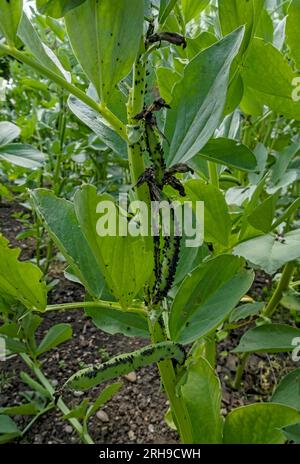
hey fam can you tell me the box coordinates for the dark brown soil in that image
[0,201,298,444]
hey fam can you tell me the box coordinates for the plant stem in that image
[45,300,147,317]
[204,335,216,368]
[126,39,150,207]
[0,43,127,142]
[149,320,194,444]
[263,262,295,318]
[271,198,300,230]
[208,161,219,188]
[21,354,94,444]
[232,352,249,390]
[21,404,54,437]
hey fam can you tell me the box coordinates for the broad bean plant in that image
[1,0,300,444]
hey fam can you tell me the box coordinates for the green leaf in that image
[20,371,51,398]
[191,138,258,172]
[0,0,23,46]
[223,403,300,444]
[247,194,278,233]
[281,288,300,312]
[233,229,300,274]
[64,399,90,420]
[74,185,153,309]
[0,322,19,338]
[282,422,300,443]
[18,13,70,81]
[68,95,126,156]
[0,121,20,146]
[181,0,209,24]
[218,0,264,113]
[65,0,144,102]
[233,324,300,353]
[242,39,300,120]
[169,255,254,344]
[0,403,39,416]
[87,382,123,418]
[31,189,105,299]
[0,415,21,443]
[286,0,300,69]
[164,27,244,166]
[249,143,268,184]
[271,143,300,185]
[185,32,218,60]
[0,236,47,311]
[219,0,264,53]
[86,306,149,339]
[156,67,181,104]
[181,357,223,443]
[229,302,264,323]
[159,0,178,24]
[37,0,87,18]
[2,337,27,354]
[36,323,72,356]
[272,368,300,411]
[0,144,44,169]
[185,180,231,247]
[174,244,210,287]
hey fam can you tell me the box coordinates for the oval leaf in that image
[223,403,300,444]
[169,255,254,344]
[31,189,105,299]
[165,27,244,166]
[191,138,258,172]
[181,357,223,444]
[36,323,72,356]
[233,324,300,353]
[272,368,300,411]
[65,0,144,102]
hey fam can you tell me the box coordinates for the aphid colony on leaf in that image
[65,342,186,391]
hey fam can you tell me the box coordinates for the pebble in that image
[124,371,137,382]
[128,430,136,441]
[148,424,155,433]
[73,390,84,397]
[64,425,73,434]
[96,410,109,422]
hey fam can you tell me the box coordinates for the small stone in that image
[73,390,84,397]
[124,371,137,382]
[96,410,109,422]
[128,430,136,441]
[64,425,73,434]
[148,424,155,433]
[51,379,58,387]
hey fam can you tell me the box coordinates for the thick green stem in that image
[0,43,127,142]
[126,38,193,443]
[208,162,219,188]
[126,39,150,206]
[21,354,94,444]
[263,262,295,318]
[149,320,194,444]
[233,352,249,390]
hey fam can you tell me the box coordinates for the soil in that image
[0,201,299,444]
